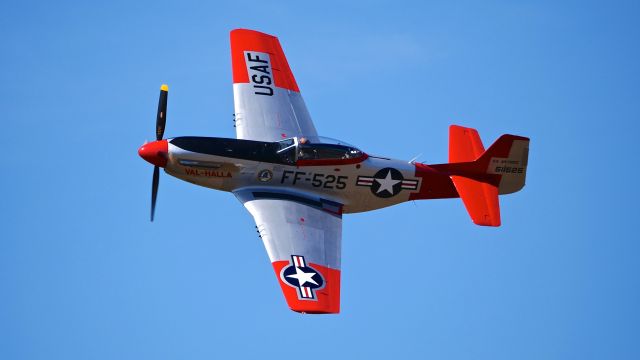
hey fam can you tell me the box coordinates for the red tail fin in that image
[449,125,485,163]
[451,175,501,226]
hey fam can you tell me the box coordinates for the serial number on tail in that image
[495,166,524,174]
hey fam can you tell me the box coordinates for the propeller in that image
[156,84,168,140]
[150,84,168,221]
[151,165,160,221]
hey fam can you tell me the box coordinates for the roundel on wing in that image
[282,264,325,289]
[280,255,326,300]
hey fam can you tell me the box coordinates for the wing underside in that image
[234,189,342,314]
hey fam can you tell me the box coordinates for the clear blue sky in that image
[2,0,639,359]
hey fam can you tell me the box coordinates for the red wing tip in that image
[286,299,340,314]
[291,307,340,314]
[286,301,340,314]
[473,219,501,227]
[450,124,475,131]
[230,28,276,38]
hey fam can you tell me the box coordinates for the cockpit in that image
[276,136,365,165]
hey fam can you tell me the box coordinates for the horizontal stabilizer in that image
[450,175,500,226]
[449,125,485,163]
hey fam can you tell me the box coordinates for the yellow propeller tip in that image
[160,84,169,91]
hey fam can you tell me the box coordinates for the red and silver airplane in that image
[138,29,530,314]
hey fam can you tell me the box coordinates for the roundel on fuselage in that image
[370,168,404,198]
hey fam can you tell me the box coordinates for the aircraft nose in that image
[138,140,169,167]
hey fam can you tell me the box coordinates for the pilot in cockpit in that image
[298,137,316,160]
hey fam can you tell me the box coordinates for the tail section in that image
[440,125,530,226]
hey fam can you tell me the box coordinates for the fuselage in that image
[146,136,460,213]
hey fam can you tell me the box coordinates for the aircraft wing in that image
[230,29,318,142]
[234,189,342,314]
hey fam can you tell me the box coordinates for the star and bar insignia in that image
[356,167,419,198]
[280,255,325,300]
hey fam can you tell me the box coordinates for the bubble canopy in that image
[276,136,365,163]
[305,136,358,148]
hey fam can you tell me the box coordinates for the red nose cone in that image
[138,140,169,167]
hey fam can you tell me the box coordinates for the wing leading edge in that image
[234,189,341,314]
[230,29,318,142]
